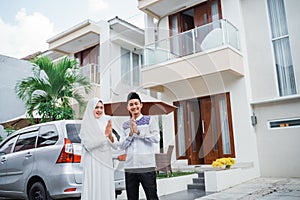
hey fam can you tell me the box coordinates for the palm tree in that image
[15,56,91,122]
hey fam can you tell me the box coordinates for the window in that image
[267,0,297,96]
[269,118,300,129]
[14,130,38,152]
[121,48,131,85]
[121,48,141,86]
[66,124,81,143]
[175,103,186,157]
[0,136,18,155]
[132,53,140,86]
[37,125,59,148]
[219,95,231,154]
[74,45,99,66]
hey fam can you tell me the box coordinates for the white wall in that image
[154,72,260,173]
[98,20,111,100]
[222,0,243,30]
[241,0,300,100]
[254,98,300,177]
[0,55,33,123]
[142,0,261,176]
[241,0,300,177]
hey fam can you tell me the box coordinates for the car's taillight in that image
[64,188,77,192]
[57,138,81,163]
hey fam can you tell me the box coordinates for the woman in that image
[80,98,116,200]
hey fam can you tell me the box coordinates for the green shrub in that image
[156,171,195,179]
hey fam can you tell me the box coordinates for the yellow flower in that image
[211,157,235,169]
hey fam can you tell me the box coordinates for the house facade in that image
[137,0,300,178]
[42,0,300,178]
[44,17,145,120]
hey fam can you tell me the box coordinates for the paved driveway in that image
[196,177,300,200]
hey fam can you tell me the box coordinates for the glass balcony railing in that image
[79,63,100,84]
[143,19,240,67]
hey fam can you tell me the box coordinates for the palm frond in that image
[16,56,91,121]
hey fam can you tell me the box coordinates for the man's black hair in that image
[127,92,141,103]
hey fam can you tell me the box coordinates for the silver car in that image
[0,120,125,199]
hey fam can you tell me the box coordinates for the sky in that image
[0,0,144,59]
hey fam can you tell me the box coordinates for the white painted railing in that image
[79,63,100,84]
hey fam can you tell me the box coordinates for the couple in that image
[80,92,160,200]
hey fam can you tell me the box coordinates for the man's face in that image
[127,99,143,117]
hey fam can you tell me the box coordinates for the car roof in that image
[1,120,82,145]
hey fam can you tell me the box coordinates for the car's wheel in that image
[28,182,47,200]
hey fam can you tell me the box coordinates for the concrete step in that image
[187,172,205,191]
[187,183,205,190]
[193,177,204,184]
[197,172,204,178]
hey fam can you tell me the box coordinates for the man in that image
[118,92,160,200]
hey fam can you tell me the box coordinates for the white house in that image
[43,1,300,180]
[137,0,300,179]
[1,0,298,196]
[44,17,145,130]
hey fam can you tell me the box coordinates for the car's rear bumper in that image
[44,164,82,198]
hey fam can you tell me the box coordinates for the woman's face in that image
[93,101,104,118]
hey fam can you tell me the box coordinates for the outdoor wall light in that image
[251,113,257,126]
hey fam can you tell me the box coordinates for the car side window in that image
[66,124,81,143]
[37,125,59,148]
[0,135,18,155]
[13,130,38,152]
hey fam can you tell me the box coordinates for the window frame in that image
[36,124,59,148]
[266,0,297,96]
[268,117,300,129]
[13,130,39,153]
[120,47,142,86]
[0,135,18,155]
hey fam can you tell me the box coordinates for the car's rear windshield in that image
[66,124,81,143]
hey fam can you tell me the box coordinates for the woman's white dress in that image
[80,98,116,200]
[81,140,115,200]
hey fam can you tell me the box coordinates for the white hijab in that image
[80,98,110,148]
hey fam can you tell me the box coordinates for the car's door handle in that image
[25,152,32,159]
[0,157,6,164]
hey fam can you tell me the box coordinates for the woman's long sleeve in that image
[82,136,110,152]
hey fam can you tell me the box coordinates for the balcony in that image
[141,19,244,89]
[79,63,100,85]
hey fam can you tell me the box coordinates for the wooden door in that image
[169,14,180,56]
[194,1,211,27]
[194,0,222,52]
[200,97,221,164]
[174,93,235,165]
[180,11,195,56]
[194,1,211,52]
[186,100,201,165]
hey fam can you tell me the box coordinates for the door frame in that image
[174,93,235,165]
